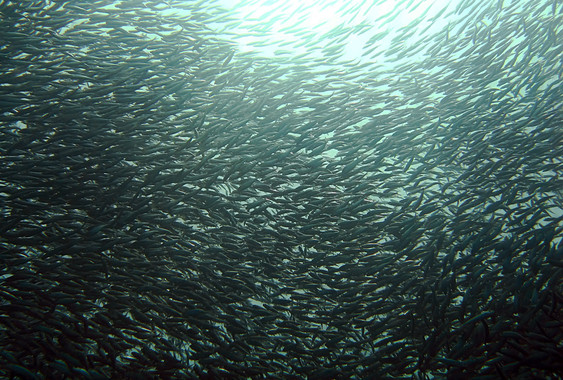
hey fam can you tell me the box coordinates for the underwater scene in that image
[0,0,562,378]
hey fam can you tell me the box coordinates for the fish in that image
[0,0,561,378]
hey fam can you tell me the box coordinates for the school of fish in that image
[1,0,562,378]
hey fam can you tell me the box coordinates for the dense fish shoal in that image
[0,0,562,378]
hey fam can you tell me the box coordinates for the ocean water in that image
[0,0,561,378]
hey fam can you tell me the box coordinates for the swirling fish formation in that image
[1,0,561,378]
